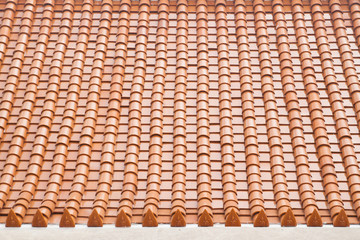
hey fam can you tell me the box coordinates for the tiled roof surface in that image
[0,0,360,227]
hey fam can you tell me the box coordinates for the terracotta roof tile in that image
[1,0,360,227]
[88,0,129,216]
[234,0,266,223]
[116,0,150,227]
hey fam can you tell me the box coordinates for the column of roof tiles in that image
[0,0,34,142]
[214,0,240,227]
[115,0,150,227]
[141,0,169,228]
[59,0,112,228]
[271,0,320,227]
[349,0,360,49]
[3,0,54,227]
[252,0,292,225]
[170,0,188,228]
[0,0,17,77]
[195,0,213,227]
[328,0,360,222]
[87,0,131,228]
[25,0,80,227]
[291,0,345,226]
[0,0,35,209]
[234,0,268,227]
[310,0,354,226]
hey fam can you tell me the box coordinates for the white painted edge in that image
[0,224,360,240]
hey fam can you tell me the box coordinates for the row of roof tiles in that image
[0,0,360,227]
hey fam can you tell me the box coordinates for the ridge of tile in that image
[0,0,18,77]
[292,0,344,222]
[310,0,353,224]
[116,0,150,226]
[272,0,318,223]
[89,0,131,225]
[329,0,360,220]
[142,0,169,226]
[60,0,112,227]
[196,0,213,227]
[0,0,36,209]
[28,0,85,226]
[170,0,188,227]
[215,0,240,226]
[252,0,291,220]
[4,1,55,226]
[234,0,266,222]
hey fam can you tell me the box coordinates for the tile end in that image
[5,209,21,227]
[87,209,103,227]
[253,209,269,227]
[307,209,323,227]
[170,209,186,227]
[115,210,131,227]
[225,209,241,227]
[142,209,158,227]
[32,210,48,227]
[333,209,350,227]
[59,208,75,227]
[281,208,297,227]
[198,209,213,227]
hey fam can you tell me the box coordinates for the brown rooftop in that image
[0,0,360,227]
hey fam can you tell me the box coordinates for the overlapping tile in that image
[0,0,360,227]
[88,0,130,228]
[0,0,17,77]
[24,0,76,227]
[215,0,240,227]
[115,0,150,227]
[234,0,268,226]
[4,0,54,227]
[170,0,188,228]
[272,0,318,226]
[253,0,294,225]
[0,0,36,211]
[196,0,213,227]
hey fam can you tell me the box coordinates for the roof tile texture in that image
[1,0,360,227]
